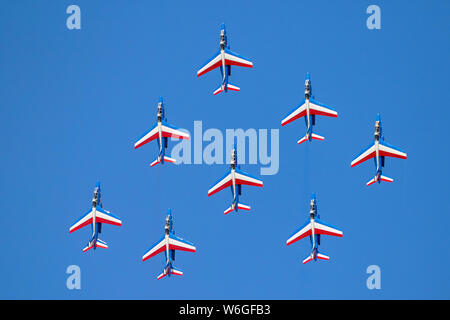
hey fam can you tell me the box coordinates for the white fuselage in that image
[230,167,237,208]
[375,139,380,173]
[304,80,311,136]
[220,49,226,86]
[157,120,163,157]
[91,207,97,239]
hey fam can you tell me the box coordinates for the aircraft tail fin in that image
[150,155,176,167]
[82,239,108,252]
[224,202,251,215]
[297,133,325,145]
[366,175,394,186]
[213,83,240,95]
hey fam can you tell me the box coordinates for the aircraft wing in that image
[286,219,312,246]
[95,207,122,226]
[308,98,338,117]
[234,168,264,187]
[313,218,343,237]
[168,233,196,252]
[378,140,407,159]
[142,235,166,262]
[197,50,222,77]
[197,49,253,77]
[134,122,158,149]
[208,170,232,196]
[69,208,94,233]
[160,121,190,140]
[281,100,306,126]
[351,143,376,167]
[223,48,253,68]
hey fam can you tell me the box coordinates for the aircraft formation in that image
[69,24,408,279]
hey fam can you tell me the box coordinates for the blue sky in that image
[0,0,449,299]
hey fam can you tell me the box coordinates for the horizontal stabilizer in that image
[214,83,240,95]
[297,133,324,145]
[297,136,308,145]
[366,177,377,186]
[367,175,394,186]
[380,175,394,183]
[316,252,330,261]
[83,239,108,252]
[157,272,168,280]
[224,203,251,215]
[150,155,176,167]
[311,133,325,141]
[302,254,314,264]
[302,252,329,264]
[157,266,183,280]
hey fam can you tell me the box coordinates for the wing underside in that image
[69,209,94,233]
[95,207,122,226]
[351,143,376,167]
[234,169,264,187]
[134,123,158,149]
[208,171,232,196]
[308,99,338,117]
[142,236,166,261]
[197,49,253,77]
[168,233,196,252]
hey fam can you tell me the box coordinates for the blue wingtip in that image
[306,72,310,80]
[96,181,100,188]
[376,113,381,121]
[158,96,163,103]
[311,193,316,200]
[221,23,226,31]
[167,208,172,216]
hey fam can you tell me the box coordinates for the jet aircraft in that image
[286,194,343,264]
[281,73,338,145]
[134,97,190,167]
[197,23,253,95]
[208,146,263,214]
[69,182,122,252]
[142,209,196,280]
[351,114,407,186]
